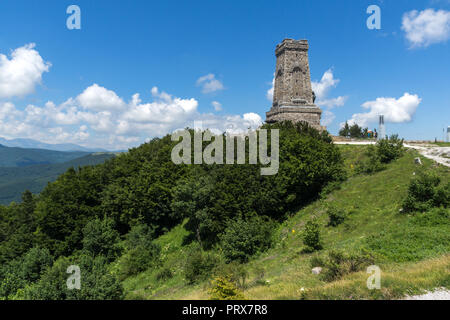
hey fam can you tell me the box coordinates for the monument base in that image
[266,105,326,131]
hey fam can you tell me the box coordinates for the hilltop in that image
[122,145,450,300]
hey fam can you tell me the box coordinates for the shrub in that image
[327,206,347,227]
[155,266,173,282]
[21,247,53,283]
[125,223,155,249]
[402,172,441,213]
[0,260,26,299]
[213,261,249,289]
[356,145,386,174]
[376,135,404,164]
[208,276,245,300]
[434,182,450,208]
[220,217,274,263]
[119,243,161,279]
[82,217,121,262]
[118,223,161,279]
[320,250,375,282]
[309,254,325,268]
[302,220,322,252]
[24,255,123,300]
[183,248,218,284]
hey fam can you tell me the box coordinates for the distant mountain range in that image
[0,137,108,152]
[0,153,116,205]
[0,144,92,167]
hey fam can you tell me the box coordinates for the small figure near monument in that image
[266,39,325,131]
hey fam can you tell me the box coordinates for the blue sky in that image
[0,0,449,149]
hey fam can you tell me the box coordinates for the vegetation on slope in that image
[122,145,450,300]
[0,153,115,205]
[0,123,448,300]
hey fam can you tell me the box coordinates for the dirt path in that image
[404,143,450,168]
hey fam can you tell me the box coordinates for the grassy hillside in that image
[0,153,116,204]
[0,144,89,167]
[122,145,450,300]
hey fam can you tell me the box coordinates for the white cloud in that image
[266,77,274,102]
[192,112,263,135]
[196,74,224,93]
[311,69,348,127]
[311,69,339,100]
[0,84,262,150]
[311,69,348,109]
[0,43,51,98]
[77,83,126,111]
[402,9,450,47]
[317,96,347,108]
[348,93,421,127]
[211,101,222,111]
[321,110,336,127]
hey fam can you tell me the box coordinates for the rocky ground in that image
[405,288,450,300]
[404,143,450,168]
[333,140,450,168]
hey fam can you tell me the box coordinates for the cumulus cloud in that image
[0,43,51,98]
[321,110,336,127]
[311,69,348,108]
[0,84,263,150]
[77,84,126,111]
[348,93,421,128]
[402,9,450,47]
[311,69,348,127]
[211,101,222,111]
[196,74,224,93]
[266,77,275,102]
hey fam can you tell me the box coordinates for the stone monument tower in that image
[266,39,325,130]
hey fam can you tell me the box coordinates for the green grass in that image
[432,142,450,147]
[122,146,450,300]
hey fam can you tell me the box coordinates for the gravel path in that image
[404,288,450,300]
[404,144,450,168]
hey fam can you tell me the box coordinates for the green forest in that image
[0,122,448,300]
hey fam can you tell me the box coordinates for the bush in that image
[82,217,121,262]
[125,223,155,249]
[24,255,123,300]
[376,135,404,164]
[183,248,218,284]
[0,259,26,299]
[327,206,347,227]
[309,254,325,268]
[21,247,53,283]
[220,217,274,263]
[155,266,173,282]
[402,172,441,213]
[213,261,249,289]
[320,250,375,282]
[302,220,322,252]
[208,276,245,300]
[434,182,450,208]
[356,145,386,174]
[118,223,161,279]
[119,243,161,279]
